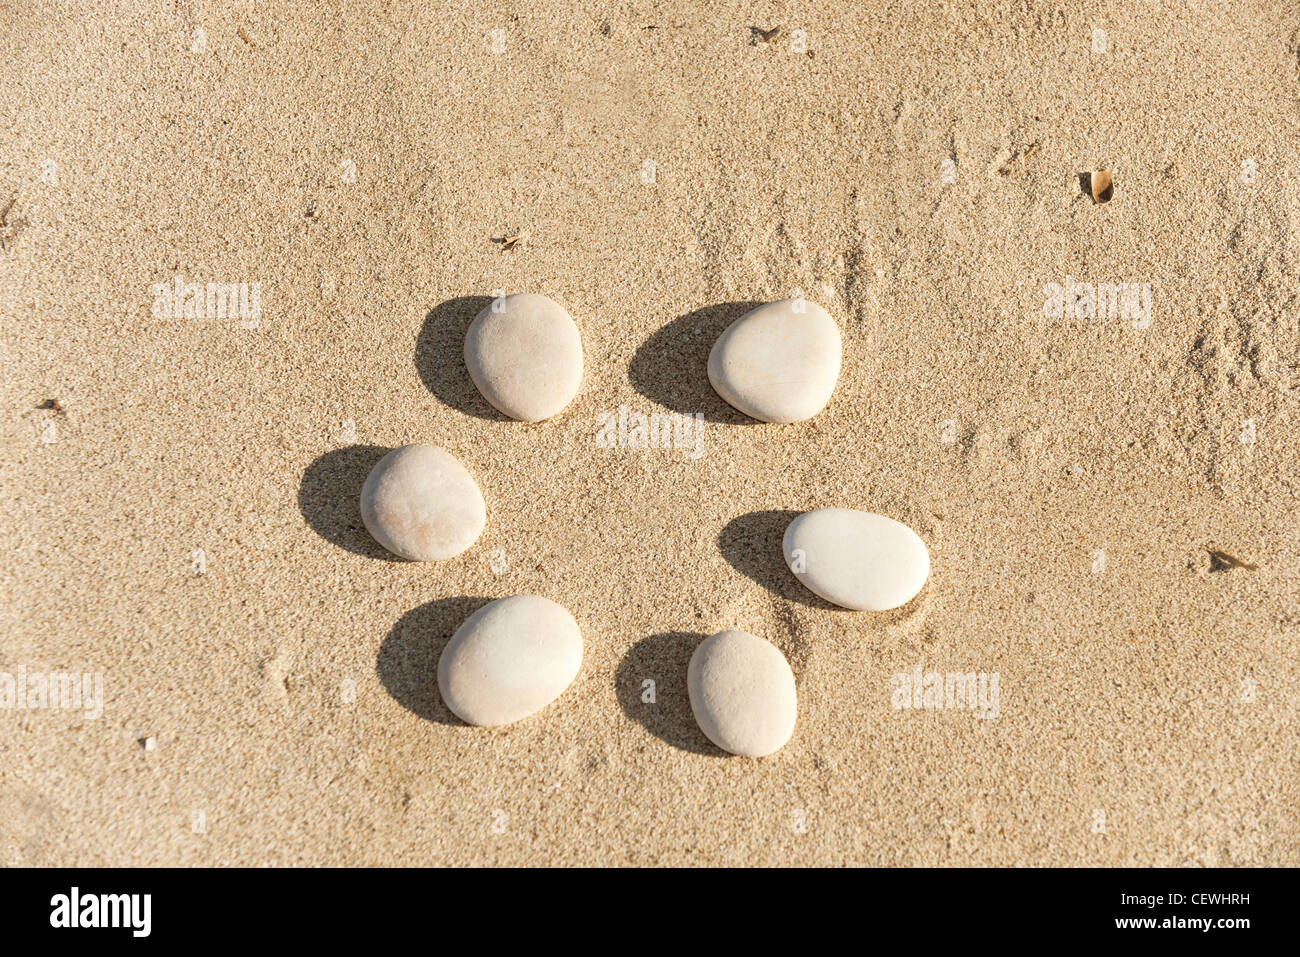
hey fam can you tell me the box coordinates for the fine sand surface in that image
[2,2,1298,866]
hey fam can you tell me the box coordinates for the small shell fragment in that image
[1089,169,1113,203]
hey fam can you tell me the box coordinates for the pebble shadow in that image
[298,445,402,561]
[628,301,762,424]
[414,295,510,421]
[717,509,840,610]
[615,632,726,757]
[378,596,494,724]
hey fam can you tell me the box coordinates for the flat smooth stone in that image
[464,293,583,421]
[359,444,486,561]
[707,299,841,423]
[438,595,583,727]
[783,508,929,611]
[687,629,797,757]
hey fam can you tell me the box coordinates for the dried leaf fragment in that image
[494,229,530,251]
[993,142,1040,176]
[1207,547,1258,572]
[0,196,25,250]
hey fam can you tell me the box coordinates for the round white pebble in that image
[707,299,841,423]
[464,293,583,421]
[783,508,930,611]
[359,444,486,561]
[687,629,797,757]
[438,595,583,727]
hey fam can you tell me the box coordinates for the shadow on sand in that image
[298,444,403,561]
[414,295,510,421]
[614,631,727,756]
[377,596,495,724]
[628,301,762,424]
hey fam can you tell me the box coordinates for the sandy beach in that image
[2,1,1298,865]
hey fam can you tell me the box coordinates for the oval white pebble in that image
[707,299,841,423]
[688,629,797,757]
[359,444,486,561]
[438,595,583,727]
[464,293,583,421]
[783,508,930,611]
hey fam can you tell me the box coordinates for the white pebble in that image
[438,595,583,727]
[783,508,929,611]
[360,444,485,561]
[464,293,583,421]
[688,629,797,757]
[707,299,841,423]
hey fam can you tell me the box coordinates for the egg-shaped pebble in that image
[464,293,583,421]
[707,299,841,423]
[359,444,486,561]
[437,595,583,727]
[782,508,929,611]
[687,629,797,757]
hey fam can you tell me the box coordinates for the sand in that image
[1,1,1298,866]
